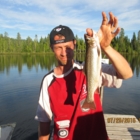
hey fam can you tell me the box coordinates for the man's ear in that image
[74,40,76,45]
[73,40,76,49]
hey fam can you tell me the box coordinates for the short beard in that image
[58,59,73,66]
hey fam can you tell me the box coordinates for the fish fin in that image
[82,100,96,110]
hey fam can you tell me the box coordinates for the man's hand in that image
[85,12,133,79]
[97,12,121,50]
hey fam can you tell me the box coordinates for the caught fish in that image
[82,31,101,109]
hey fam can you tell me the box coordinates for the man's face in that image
[52,41,75,66]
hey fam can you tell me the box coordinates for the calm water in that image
[0,54,140,140]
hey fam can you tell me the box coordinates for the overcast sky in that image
[0,0,140,40]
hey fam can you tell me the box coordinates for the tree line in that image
[0,28,140,54]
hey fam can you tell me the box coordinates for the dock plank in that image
[104,114,140,140]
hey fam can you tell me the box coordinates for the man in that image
[35,12,133,140]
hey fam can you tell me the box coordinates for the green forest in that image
[0,28,140,54]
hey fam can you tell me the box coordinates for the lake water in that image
[0,54,140,140]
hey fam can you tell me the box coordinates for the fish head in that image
[84,34,95,49]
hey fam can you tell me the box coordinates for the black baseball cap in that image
[49,25,75,45]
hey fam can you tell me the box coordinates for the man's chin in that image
[59,62,67,66]
[58,60,72,66]
[57,60,66,65]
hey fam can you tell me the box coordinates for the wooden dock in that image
[104,114,140,140]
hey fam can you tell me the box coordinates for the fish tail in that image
[82,99,96,110]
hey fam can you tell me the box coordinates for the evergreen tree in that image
[46,34,51,52]
[75,35,80,52]
[17,32,22,52]
[124,36,131,53]
[26,36,32,52]
[118,28,126,52]
[34,34,38,52]
[131,32,137,51]
[138,30,140,43]
[137,31,140,53]
[4,32,8,38]
[119,28,125,38]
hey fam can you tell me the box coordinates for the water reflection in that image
[0,53,140,77]
[0,53,140,140]
[0,54,57,75]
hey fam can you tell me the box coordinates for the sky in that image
[0,0,140,40]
